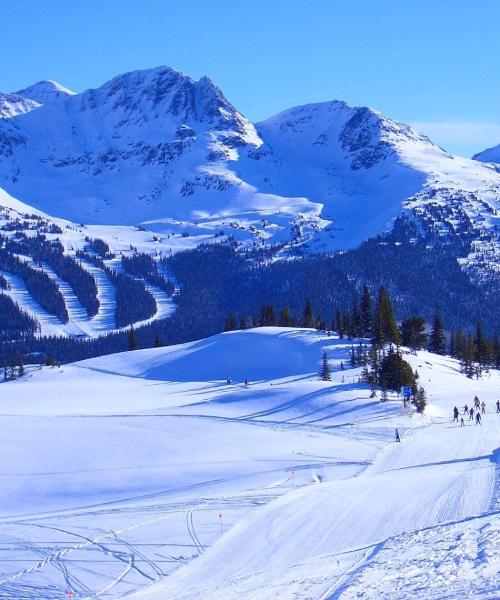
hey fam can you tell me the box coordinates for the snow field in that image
[0,328,498,599]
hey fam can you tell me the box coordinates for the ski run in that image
[0,327,498,599]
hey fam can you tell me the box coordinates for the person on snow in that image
[453,406,459,422]
[395,428,401,442]
[469,407,474,420]
[474,396,480,409]
[496,400,500,413]
[460,417,464,427]
[475,412,482,425]
[463,403,469,414]
[244,378,248,387]
[481,401,486,414]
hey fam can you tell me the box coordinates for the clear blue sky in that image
[1,0,498,156]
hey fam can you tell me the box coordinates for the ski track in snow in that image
[0,253,177,340]
[0,329,498,599]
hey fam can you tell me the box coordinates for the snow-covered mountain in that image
[473,143,500,165]
[15,79,75,105]
[0,66,499,281]
[0,92,41,119]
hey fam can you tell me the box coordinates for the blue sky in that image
[1,0,498,156]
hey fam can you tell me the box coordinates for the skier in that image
[453,406,459,422]
[463,403,469,414]
[475,412,481,425]
[460,417,464,427]
[469,407,474,420]
[226,376,231,385]
[244,378,248,387]
[481,401,486,414]
[496,400,500,413]
[474,396,480,409]
[395,428,401,442]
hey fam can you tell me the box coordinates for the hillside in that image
[0,66,498,279]
[474,143,500,166]
[0,328,498,598]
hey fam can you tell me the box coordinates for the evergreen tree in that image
[319,350,331,381]
[372,286,400,346]
[378,347,415,392]
[279,307,293,327]
[224,313,237,331]
[400,316,428,352]
[360,284,373,336]
[128,326,138,351]
[351,299,362,337]
[413,386,427,413]
[428,309,446,355]
[335,308,345,338]
[153,335,163,348]
[474,319,491,366]
[303,298,314,328]
[17,354,25,377]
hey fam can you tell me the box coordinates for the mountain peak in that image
[15,79,75,104]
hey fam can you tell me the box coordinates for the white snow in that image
[0,328,498,599]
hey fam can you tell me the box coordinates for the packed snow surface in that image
[0,328,498,599]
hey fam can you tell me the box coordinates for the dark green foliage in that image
[224,313,237,331]
[372,286,400,346]
[303,298,314,328]
[78,252,157,328]
[428,309,446,355]
[0,294,38,339]
[319,350,331,381]
[400,316,428,351]
[0,248,68,322]
[128,326,138,351]
[86,237,114,258]
[279,307,294,327]
[122,253,175,295]
[378,347,416,392]
[360,284,373,336]
[413,386,427,413]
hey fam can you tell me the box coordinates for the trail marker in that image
[218,513,223,535]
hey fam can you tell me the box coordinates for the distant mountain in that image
[0,92,40,118]
[0,66,498,285]
[473,143,500,165]
[15,79,75,104]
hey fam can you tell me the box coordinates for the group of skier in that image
[452,395,499,426]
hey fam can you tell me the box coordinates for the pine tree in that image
[319,350,331,381]
[17,354,25,377]
[351,299,362,337]
[279,307,293,327]
[413,386,427,413]
[428,309,446,355]
[303,298,314,328]
[474,319,491,367]
[372,286,400,346]
[400,316,428,352]
[224,313,237,331]
[128,326,138,351]
[378,347,415,392]
[153,336,163,348]
[360,284,373,336]
[335,308,345,338]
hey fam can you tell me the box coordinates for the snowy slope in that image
[15,79,75,104]
[473,143,500,165]
[0,66,498,276]
[0,328,498,599]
